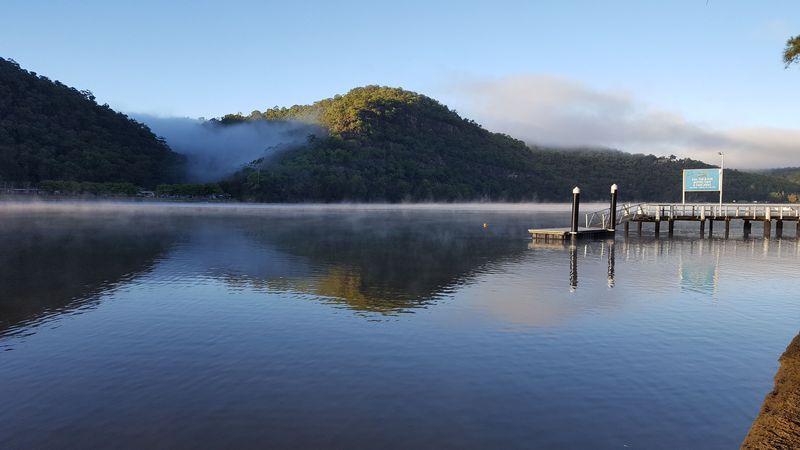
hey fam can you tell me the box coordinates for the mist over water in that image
[134,115,322,182]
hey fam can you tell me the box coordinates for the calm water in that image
[1,203,798,449]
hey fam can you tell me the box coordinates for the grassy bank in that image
[742,333,800,449]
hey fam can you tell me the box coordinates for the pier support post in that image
[744,220,751,238]
[700,220,706,238]
[624,221,629,237]
[654,220,660,237]
[796,221,800,238]
[724,219,730,239]
[776,220,783,238]
[668,219,674,237]
[764,220,771,239]
[637,221,642,236]
[708,219,714,237]
[570,187,580,235]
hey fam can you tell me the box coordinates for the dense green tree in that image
[223,86,800,203]
[38,180,139,196]
[0,57,183,187]
[785,35,800,67]
[156,183,224,197]
[3,55,797,203]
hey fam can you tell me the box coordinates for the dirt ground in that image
[742,333,800,449]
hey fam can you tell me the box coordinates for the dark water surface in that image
[1,203,798,449]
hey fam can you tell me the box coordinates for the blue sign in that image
[684,169,721,192]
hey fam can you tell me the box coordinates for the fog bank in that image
[452,75,800,169]
[134,115,321,182]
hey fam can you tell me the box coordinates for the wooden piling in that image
[708,219,714,237]
[637,221,642,236]
[744,220,751,238]
[764,220,771,239]
[624,221,629,237]
[668,219,674,237]
[724,219,730,239]
[700,219,705,237]
[776,220,783,238]
[654,220,660,237]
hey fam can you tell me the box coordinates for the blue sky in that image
[2,1,799,167]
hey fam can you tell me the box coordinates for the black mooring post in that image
[571,187,580,234]
[609,184,618,231]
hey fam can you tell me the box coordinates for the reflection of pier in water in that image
[529,239,616,291]
[530,236,800,292]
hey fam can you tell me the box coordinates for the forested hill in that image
[761,167,800,184]
[1,64,796,202]
[221,86,800,202]
[0,57,182,187]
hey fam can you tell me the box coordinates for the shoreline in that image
[0,198,603,213]
[742,333,800,449]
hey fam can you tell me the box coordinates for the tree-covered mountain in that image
[761,167,800,184]
[0,57,182,187]
[530,148,800,202]
[221,86,800,202]
[222,86,554,201]
[1,60,797,203]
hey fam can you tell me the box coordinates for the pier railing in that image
[630,203,800,221]
[584,203,645,229]
[586,203,800,229]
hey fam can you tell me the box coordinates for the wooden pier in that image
[615,203,800,239]
[529,185,620,241]
[528,227,614,240]
[529,185,800,241]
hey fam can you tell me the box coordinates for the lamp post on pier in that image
[718,152,724,208]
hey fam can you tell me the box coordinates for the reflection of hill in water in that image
[0,213,177,334]
[0,208,538,325]
[193,213,533,314]
[231,268,437,314]
[4,205,796,332]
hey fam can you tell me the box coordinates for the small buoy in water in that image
[482,223,488,228]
